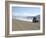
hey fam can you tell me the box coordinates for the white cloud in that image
[12,12,40,16]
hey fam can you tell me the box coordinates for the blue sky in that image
[12,7,40,16]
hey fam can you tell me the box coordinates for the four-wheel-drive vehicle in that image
[33,17,38,23]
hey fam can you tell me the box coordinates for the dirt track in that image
[12,19,40,31]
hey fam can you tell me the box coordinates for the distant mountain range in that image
[12,15,40,22]
[13,15,40,19]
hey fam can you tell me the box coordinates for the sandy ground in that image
[12,19,40,31]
